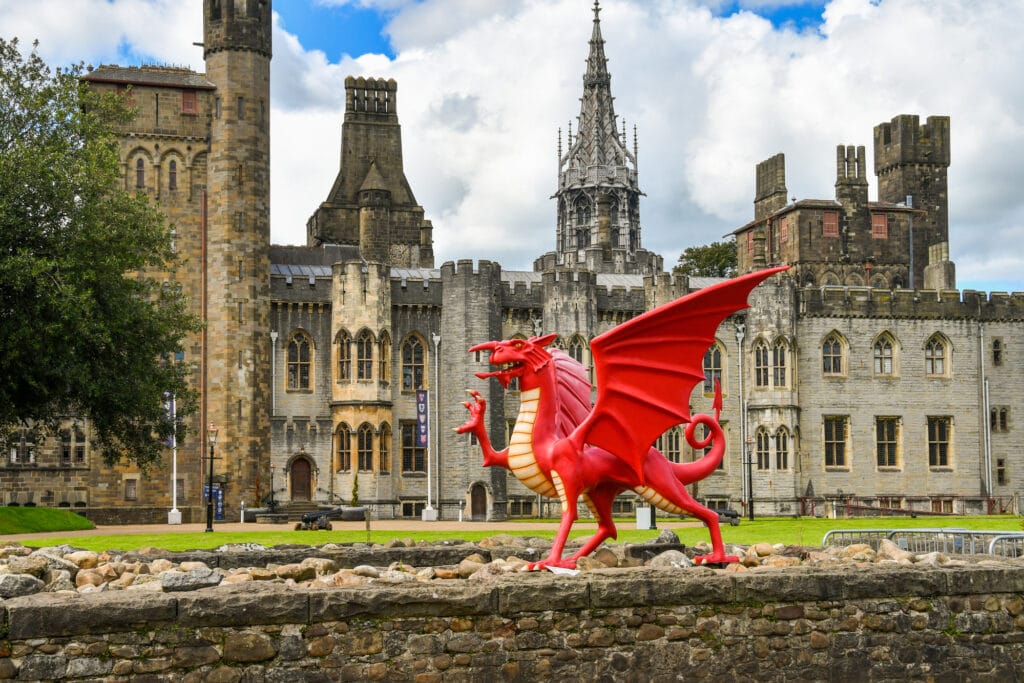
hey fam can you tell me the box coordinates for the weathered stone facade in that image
[2,0,1022,523]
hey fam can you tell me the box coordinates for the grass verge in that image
[0,507,95,535]
[5,514,1019,553]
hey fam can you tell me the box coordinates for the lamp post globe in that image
[205,422,218,532]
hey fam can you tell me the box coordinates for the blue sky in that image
[3,0,1021,293]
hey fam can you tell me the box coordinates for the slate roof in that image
[83,65,216,90]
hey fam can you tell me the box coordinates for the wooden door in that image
[291,458,311,501]
[470,483,487,521]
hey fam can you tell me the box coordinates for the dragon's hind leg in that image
[640,464,738,566]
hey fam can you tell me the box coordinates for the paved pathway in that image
[2,518,702,544]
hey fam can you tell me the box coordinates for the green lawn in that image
[7,514,1020,553]
[0,507,95,535]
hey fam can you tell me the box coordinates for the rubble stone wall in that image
[3,564,1024,681]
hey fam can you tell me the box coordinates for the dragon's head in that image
[468,333,557,389]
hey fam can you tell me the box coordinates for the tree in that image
[674,240,738,278]
[0,39,200,469]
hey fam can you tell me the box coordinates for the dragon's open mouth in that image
[476,362,523,388]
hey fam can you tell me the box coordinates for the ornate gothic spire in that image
[545,0,658,275]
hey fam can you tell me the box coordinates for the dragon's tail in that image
[671,414,726,484]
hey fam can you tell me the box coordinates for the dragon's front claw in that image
[693,552,739,566]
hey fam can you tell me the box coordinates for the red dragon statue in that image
[457,266,788,569]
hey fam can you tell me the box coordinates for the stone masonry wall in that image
[3,565,1024,681]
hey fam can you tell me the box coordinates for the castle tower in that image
[874,115,952,288]
[549,1,657,275]
[307,77,434,268]
[203,0,273,509]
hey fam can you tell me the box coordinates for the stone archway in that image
[470,483,487,521]
[290,457,312,501]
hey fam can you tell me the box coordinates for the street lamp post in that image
[205,422,218,532]
[269,463,276,511]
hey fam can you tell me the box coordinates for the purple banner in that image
[416,390,429,447]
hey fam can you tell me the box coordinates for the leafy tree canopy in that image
[0,38,200,469]
[674,240,738,278]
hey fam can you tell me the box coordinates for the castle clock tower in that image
[202,0,272,510]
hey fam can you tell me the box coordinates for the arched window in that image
[336,330,352,382]
[356,330,374,380]
[925,335,948,376]
[379,423,391,473]
[357,423,374,472]
[873,334,895,376]
[703,343,723,394]
[754,340,770,387]
[335,423,351,472]
[756,428,770,470]
[287,332,312,390]
[135,158,145,188]
[772,338,788,388]
[575,199,591,226]
[822,333,844,375]
[775,427,789,470]
[568,336,585,365]
[401,335,425,391]
[168,160,177,190]
[378,332,391,383]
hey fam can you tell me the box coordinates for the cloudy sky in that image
[3,0,1022,292]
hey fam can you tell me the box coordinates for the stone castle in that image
[3,0,1022,522]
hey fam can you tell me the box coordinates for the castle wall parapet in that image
[4,565,1024,680]
[799,286,1024,320]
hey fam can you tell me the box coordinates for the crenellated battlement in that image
[874,114,951,174]
[799,286,1024,320]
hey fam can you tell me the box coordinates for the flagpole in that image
[168,394,181,524]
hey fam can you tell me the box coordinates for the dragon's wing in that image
[572,266,788,481]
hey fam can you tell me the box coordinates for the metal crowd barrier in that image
[822,528,1024,557]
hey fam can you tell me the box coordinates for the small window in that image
[181,90,198,115]
[168,160,177,191]
[997,459,1007,486]
[335,424,351,472]
[871,213,888,239]
[378,333,391,384]
[400,421,426,472]
[746,231,754,254]
[215,96,221,119]
[287,332,312,390]
[754,340,769,387]
[824,416,848,468]
[875,417,899,468]
[822,211,839,238]
[356,331,374,380]
[779,216,789,243]
[755,428,770,470]
[772,339,788,388]
[568,336,585,365]
[927,416,951,468]
[992,338,1003,366]
[135,158,145,188]
[657,427,682,464]
[822,333,844,375]
[925,336,948,376]
[703,344,723,393]
[775,427,789,470]
[991,407,1010,433]
[337,331,352,381]
[873,335,895,375]
[357,424,374,472]
[237,96,245,120]
[124,478,138,501]
[401,336,425,391]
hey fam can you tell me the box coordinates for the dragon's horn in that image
[468,341,497,353]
